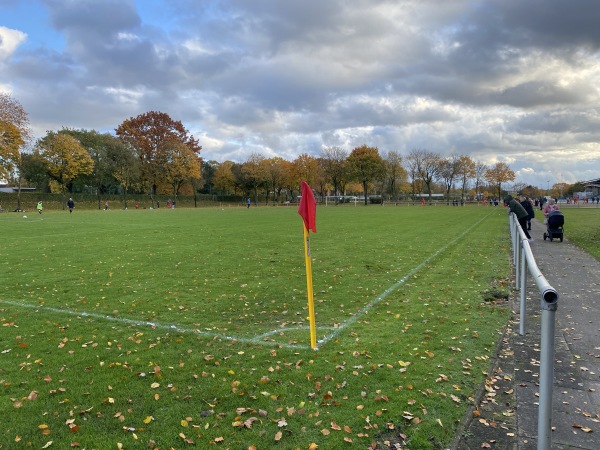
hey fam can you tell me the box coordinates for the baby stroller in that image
[543,210,564,242]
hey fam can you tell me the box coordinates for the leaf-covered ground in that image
[0,205,511,449]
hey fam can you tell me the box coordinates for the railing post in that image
[514,218,521,290]
[519,243,527,335]
[537,291,558,450]
[509,214,559,450]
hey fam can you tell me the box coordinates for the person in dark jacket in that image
[67,198,75,214]
[505,195,533,241]
[520,196,535,230]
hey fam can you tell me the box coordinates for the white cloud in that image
[0,26,27,60]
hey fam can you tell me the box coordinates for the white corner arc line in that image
[0,209,497,351]
[0,300,303,349]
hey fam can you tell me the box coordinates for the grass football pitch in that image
[0,205,511,449]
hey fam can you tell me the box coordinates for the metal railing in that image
[509,213,559,450]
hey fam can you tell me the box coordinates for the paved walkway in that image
[452,217,600,449]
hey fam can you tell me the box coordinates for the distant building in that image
[583,178,600,196]
[0,180,36,194]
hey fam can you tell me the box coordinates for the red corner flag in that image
[298,181,317,233]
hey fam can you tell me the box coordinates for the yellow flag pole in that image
[303,223,317,349]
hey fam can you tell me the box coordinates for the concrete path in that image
[452,217,600,449]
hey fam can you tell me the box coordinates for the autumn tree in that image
[200,160,218,195]
[281,159,298,200]
[383,151,407,200]
[241,153,268,204]
[292,153,320,186]
[438,155,459,204]
[455,155,476,201]
[213,161,237,196]
[104,137,140,208]
[0,121,24,180]
[320,146,348,196]
[0,93,31,210]
[0,120,26,206]
[474,161,488,201]
[116,111,201,207]
[407,149,441,201]
[313,157,330,199]
[346,145,385,205]
[263,157,288,203]
[20,152,49,192]
[565,182,586,197]
[520,185,543,199]
[404,151,420,199]
[0,93,31,142]
[485,162,515,200]
[36,131,94,208]
[160,138,202,201]
[60,129,117,208]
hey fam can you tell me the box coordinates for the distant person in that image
[504,195,533,242]
[520,196,534,230]
[247,198,251,208]
[543,198,559,223]
[67,198,75,214]
[36,201,43,214]
[104,201,109,211]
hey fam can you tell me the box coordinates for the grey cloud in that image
[43,0,141,36]
[493,81,590,109]
[3,0,600,188]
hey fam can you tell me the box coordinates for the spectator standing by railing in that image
[505,195,533,242]
[520,196,535,230]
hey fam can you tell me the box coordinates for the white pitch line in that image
[316,209,497,347]
[1,209,497,351]
[0,299,304,349]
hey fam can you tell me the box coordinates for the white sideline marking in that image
[0,210,496,351]
[317,209,497,347]
[0,300,304,349]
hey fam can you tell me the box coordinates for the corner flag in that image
[297,181,318,349]
[298,181,317,233]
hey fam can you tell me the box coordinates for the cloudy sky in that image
[2,0,600,188]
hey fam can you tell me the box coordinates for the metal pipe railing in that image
[508,212,559,450]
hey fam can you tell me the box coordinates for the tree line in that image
[2,92,522,209]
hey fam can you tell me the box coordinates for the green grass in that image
[542,207,600,260]
[0,205,511,449]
